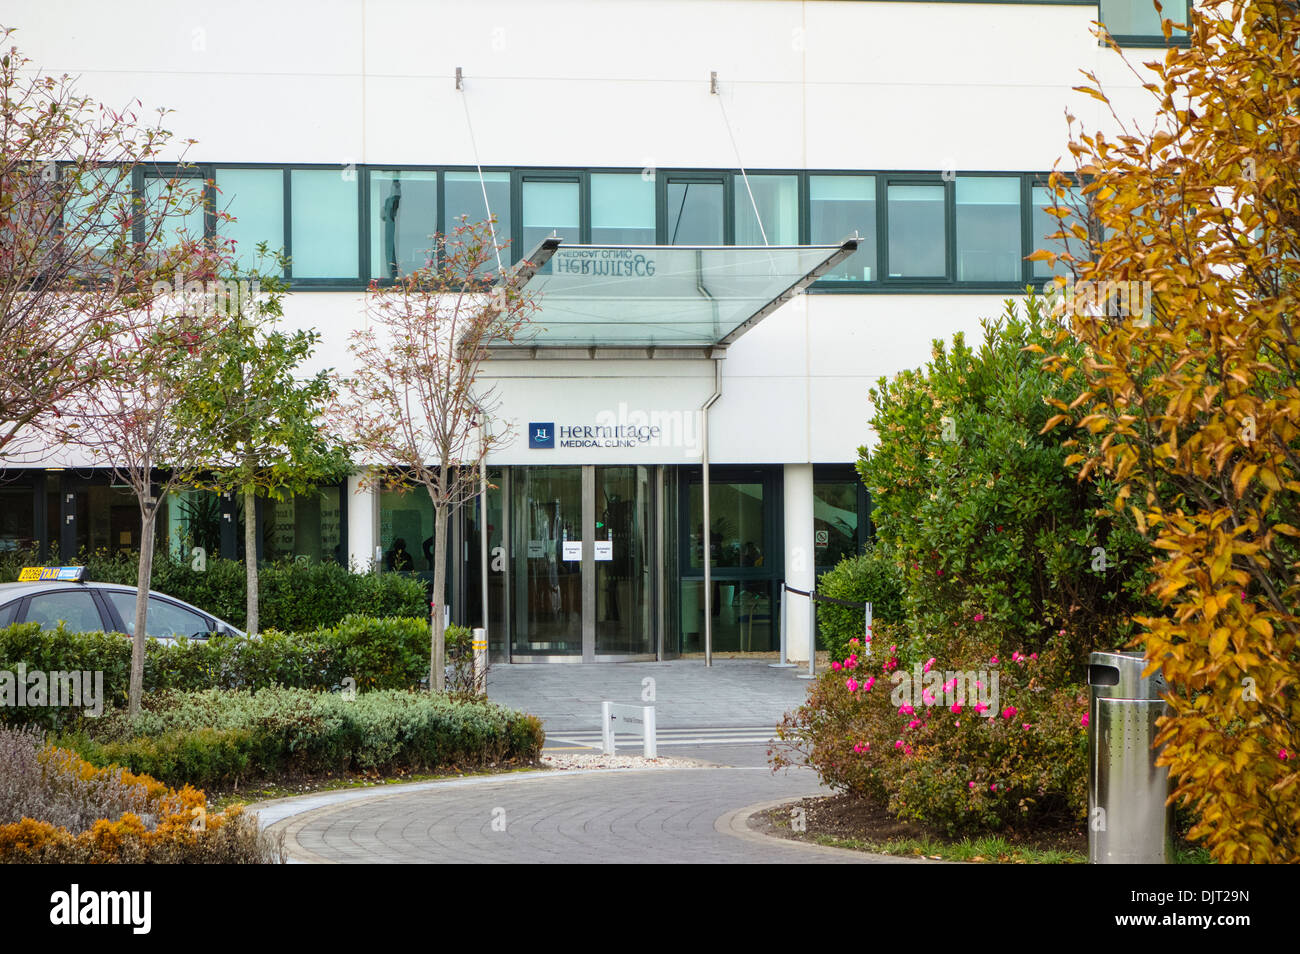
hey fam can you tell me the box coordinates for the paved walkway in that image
[257,765,915,864]
[485,658,813,732]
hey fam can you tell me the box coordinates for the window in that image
[215,168,285,274]
[0,487,36,552]
[370,170,438,279]
[23,590,102,633]
[63,165,134,255]
[734,174,798,245]
[290,169,359,279]
[261,486,343,564]
[1031,184,1089,281]
[444,171,511,265]
[814,468,868,569]
[1099,0,1190,42]
[521,178,580,252]
[887,183,947,279]
[955,177,1021,282]
[106,592,212,640]
[810,175,877,282]
[590,173,654,244]
[666,177,725,245]
[141,173,207,249]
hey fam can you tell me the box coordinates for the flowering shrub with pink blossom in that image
[772,641,1088,835]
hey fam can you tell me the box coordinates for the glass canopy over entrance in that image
[496,240,859,350]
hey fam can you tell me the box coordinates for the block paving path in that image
[258,766,915,864]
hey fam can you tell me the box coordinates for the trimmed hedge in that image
[0,549,429,631]
[62,687,546,790]
[0,617,475,730]
[816,545,904,662]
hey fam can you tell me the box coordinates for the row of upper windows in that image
[128,164,1090,291]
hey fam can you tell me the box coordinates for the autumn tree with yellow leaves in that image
[1038,0,1300,861]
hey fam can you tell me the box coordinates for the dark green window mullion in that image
[579,169,591,245]
[434,167,447,271]
[508,168,522,264]
[944,176,957,286]
[873,173,888,284]
[723,174,735,246]
[357,165,371,283]
[797,170,810,247]
[202,165,218,246]
[130,166,145,246]
[281,168,292,280]
[654,172,667,245]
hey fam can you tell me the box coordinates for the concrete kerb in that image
[716,796,936,864]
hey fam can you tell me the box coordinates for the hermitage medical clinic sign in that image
[550,247,657,277]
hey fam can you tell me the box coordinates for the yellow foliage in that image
[1041,0,1300,862]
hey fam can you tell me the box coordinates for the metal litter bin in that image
[1088,651,1173,863]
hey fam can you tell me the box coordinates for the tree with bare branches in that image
[341,219,537,691]
[0,26,211,462]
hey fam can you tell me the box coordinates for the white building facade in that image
[0,0,1184,662]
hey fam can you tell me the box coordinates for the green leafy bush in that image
[772,641,1088,836]
[64,687,545,789]
[0,616,453,730]
[856,297,1154,667]
[0,549,428,630]
[816,544,904,662]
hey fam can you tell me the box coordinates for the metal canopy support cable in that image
[456,67,505,276]
[713,72,769,248]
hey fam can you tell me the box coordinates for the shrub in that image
[773,640,1087,836]
[857,297,1154,667]
[816,544,904,662]
[0,724,282,863]
[65,687,545,789]
[0,548,428,630]
[0,616,455,731]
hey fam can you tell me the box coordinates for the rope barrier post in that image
[864,601,873,656]
[769,581,796,669]
[798,589,818,680]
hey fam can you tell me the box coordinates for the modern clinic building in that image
[0,0,1183,663]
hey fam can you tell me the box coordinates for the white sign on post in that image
[561,541,582,561]
[601,701,657,758]
[594,540,613,561]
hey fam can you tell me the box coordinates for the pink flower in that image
[1030,653,1038,660]
[943,677,958,693]
[845,678,858,693]
[968,781,977,789]
[1022,723,1031,730]
[922,689,936,705]
[923,657,936,674]
[973,613,985,622]
[864,676,876,692]
[954,720,960,727]
[898,704,915,716]
[1001,707,1017,719]
[849,637,859,646]
[1281,749,1290,761]
[936,569,943,576]
[908,719,922,729]
[1080,714,1090,728]
[989,656,999,664]
[950,703,963,714]
[1058,629,1066,637]
[831,661,842,671]
[894,740,904,750]
[974,703,989,714]
[989,783,997,792]
[903,745,912,755]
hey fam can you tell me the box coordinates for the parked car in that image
[0,573,244,643]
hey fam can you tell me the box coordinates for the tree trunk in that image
[244,487,259,636]
[430,496,449,693]
[129,505,156,718]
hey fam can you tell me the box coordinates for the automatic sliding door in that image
[594,466,653,657]
[510,466,583,657]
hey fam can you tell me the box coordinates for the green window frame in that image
[1098,0,1191,46]
[883,177,951,283]
[287,167,362,282]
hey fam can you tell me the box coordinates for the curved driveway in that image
[257,765,912,864]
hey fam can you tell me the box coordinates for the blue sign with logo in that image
[528,422,555,449]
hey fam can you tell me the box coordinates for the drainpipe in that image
[700,356,722,667]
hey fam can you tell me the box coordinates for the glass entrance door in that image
[510,466,583,657]
[508,465,658,661]
[594,466,653,657]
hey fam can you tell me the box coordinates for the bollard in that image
[471,627,488,695]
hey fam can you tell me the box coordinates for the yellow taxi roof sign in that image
[16,566,87,583]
